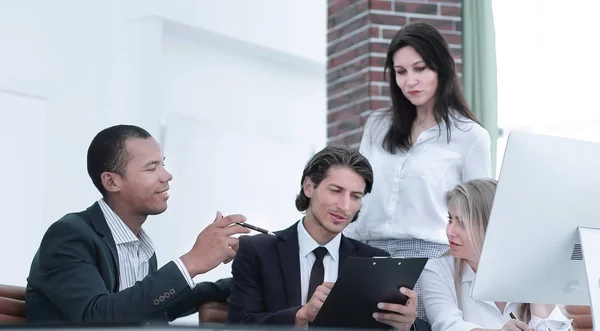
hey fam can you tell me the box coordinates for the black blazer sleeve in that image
[32,219,192,324]
[226,237,300,325]
[166,278,233,320]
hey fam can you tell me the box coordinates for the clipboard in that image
[311,257,428,329]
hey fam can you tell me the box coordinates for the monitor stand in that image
[578,227,600,329]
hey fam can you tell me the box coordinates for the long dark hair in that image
[382,22,479,153]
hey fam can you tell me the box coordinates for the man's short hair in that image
[295,145,373,212]
[87,125,152,197]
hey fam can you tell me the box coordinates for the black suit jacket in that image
[226,222,430,330]
[25,202,228,325]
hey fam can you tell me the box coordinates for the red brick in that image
[380,85,391,97]
[327,58,370,83]
[369,70,387,82]
[369,56,386,68]
[370,41,390,54]
[328,14,370,43]
[371,0,393,11]
[343,132,363,145]
[360,112,372,126]
[370,13,407,26]
[394,2,438,15]
[450,45,462,60]
[328,28,370,55]
[408,17,455,31]
[427,0,461,3]
[370,27,380,38]
[328,101,390,135]
[328,131,364,146]
[328,71,370,95]
[329,115,363,134]
[440,5,461,17]
[328,43,369,69]
[327,124,340,137]
[442,32,461,45]
[329,81,370,101]
[455,63,462,75]
[328,0,369,29]
[370,85,379,96]
[328,51,354,69]
[370,99,391,111]
[381,27,399,39]
[327,99,372,123]
[328,85,371,110]
[328,0,353,16]
[454,21,462,31]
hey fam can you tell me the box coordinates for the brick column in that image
[327,0,463,147]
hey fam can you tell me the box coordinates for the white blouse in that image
[344,110,492,245]
[421,255,572,331]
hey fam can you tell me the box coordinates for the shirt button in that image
[153,299,160,305]
[169,289,175,295]
[159,295,165,302]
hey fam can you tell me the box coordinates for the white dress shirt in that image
[297,219,341,305]
[98,199,195,291]
[421,255,572,331]
[344,110,492,245]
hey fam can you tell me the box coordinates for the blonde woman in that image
[420,179,572,331]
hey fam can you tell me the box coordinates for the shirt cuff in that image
[173,257,196,289]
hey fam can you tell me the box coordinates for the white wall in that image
[0,0,326,325]
[145,18,327,280]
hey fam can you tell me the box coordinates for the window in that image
[492,0,600,177]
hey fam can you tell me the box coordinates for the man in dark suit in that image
[227,146,429,330]
[26,125,250,325]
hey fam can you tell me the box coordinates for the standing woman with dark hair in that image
[344,22,492,319]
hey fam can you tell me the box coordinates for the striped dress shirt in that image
[98,199,195,291]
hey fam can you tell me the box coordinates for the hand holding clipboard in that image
[295,282,334,326]
[372,286,418,330]
[312,257,428,330]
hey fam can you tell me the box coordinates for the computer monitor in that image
[472,131,600,327]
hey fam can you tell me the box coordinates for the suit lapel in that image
[276,223,302,307]
[150,254,158,273]
[88,202,120,291]
[338,234,357,271]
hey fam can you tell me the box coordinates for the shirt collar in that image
[297,218,341,261]
[462,260,488,308]
[98,199,154,255]
[461,259,517,310]
[462,260,476,283]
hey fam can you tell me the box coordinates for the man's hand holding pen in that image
[180,211,250,276]
[234,221,276,236]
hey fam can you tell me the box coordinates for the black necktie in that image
[307,246,328,301]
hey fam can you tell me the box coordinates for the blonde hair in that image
[444,178,532,322]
